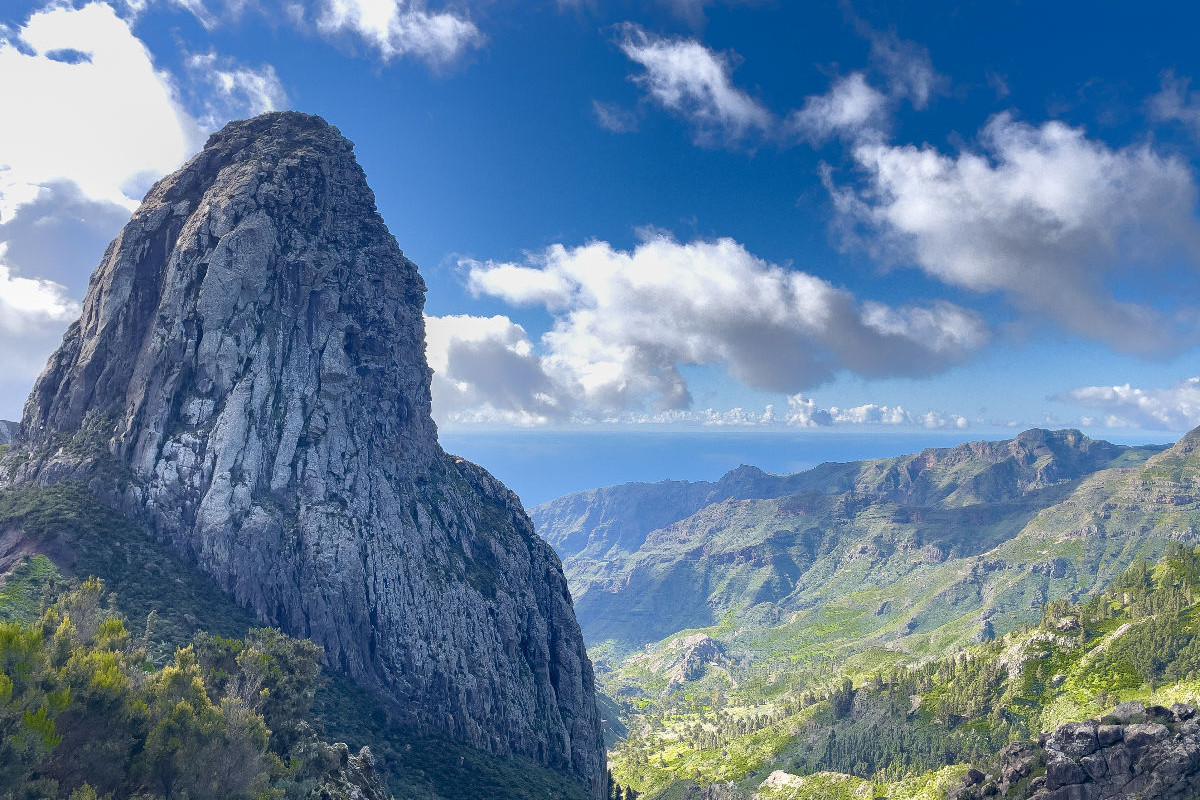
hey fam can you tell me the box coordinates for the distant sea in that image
[439,428,1180,508]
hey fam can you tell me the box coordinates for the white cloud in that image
[784,394,967,429]
[1149,72,1200,140]
[423,304,980,429]
[835,113,1200,355]
[613,24,941,147]
[0,2,200,217]
[592,99,640,133]
[1060,378,1200,431]
[616,24,772,144]
[866,28,942,110]
[425,314,569,427]
[787,72,888,144]
[314,0,483,66]
[0,248,79,337]
[464,232,987,416]
[784,394,833,427]
[185,51,288,128]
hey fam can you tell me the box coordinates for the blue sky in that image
[2,0,1200,456]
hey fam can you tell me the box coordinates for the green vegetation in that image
[0,555,62,625]
[315,672,588,800]
[0,484,257,655]
[0,483,592,800]
[608,543,1200,800]
[0,577,345,799]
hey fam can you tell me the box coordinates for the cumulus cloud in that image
[615,24,772,144]
[1149,72,1200,140]
[1059,378,1200,431]
[462,232,987,417]
[422,319,979,431]
[784,393,967,429]
[0,2,199,217]
[787,72,888,144]
[314,0,483,67]
[834,113,1200,355]
[424,314,569,427]
[185,51,288,129]
[783,394,833,427]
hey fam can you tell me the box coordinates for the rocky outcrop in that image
[290,732,389,800]
[0,420,16,445]
[1,112,603,796]
[950,702,1200,800]
[644,633,730,686]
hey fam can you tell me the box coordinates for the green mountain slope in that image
[0,483,591,800]
[611,543,1200,800]
[534,429,1169,665]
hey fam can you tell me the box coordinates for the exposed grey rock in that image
[290,727,389,800]
[647,632,730,686]
[1047,722,1100,760]
[0,420,16,445]
[1112,701,1148,724]
[1,112,603,796]
[949,704,1200,800]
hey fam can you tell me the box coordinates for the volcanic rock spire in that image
[9,112,605,796]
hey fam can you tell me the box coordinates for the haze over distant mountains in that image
[534,427,1200,671]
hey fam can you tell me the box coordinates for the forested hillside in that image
[530,426,1200,799]
[0,483,592,800]
[606,543,1200,799]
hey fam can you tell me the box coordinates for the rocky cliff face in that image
[950,701,1200,800]
[2,112,604,796]
[0,420,16,445]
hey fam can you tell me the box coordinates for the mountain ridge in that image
[532,428,1174,661]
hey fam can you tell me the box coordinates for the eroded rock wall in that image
[5,112,604,796]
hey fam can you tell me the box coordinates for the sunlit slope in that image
[535,429,1170,660]
[612,544,1200,800]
